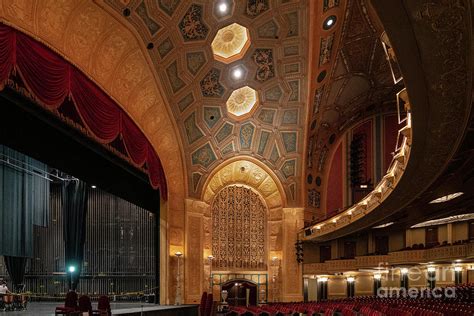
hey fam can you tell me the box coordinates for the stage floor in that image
[0,302,196,315]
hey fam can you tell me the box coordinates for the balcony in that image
[303,243,473,274]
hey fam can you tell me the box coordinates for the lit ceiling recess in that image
[211,23,251,64]
[232,67,243,80]
[217,1,229,14]
[373,222,394,229]
[323,15,337,30]
[229,64,247,82]
[226,86,258,118]
[429,192,464,204]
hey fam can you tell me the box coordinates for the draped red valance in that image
[0,23,167,198]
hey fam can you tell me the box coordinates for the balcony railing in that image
[303,243,472,274]
[301,89,412,240]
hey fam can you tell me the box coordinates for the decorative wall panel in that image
[212,186,266,271]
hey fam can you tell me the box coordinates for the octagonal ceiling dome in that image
[226,86,258,118]
[211,23,251,64]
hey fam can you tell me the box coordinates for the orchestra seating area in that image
[225,284,474,316]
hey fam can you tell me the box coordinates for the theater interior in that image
[0,0,473,315]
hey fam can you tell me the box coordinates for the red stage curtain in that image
[0,26,14,83]
[0,23,167,198]
[16,32,70,108]
[71,73,122,143]
[122,116,149,166]
[147,148,166,196]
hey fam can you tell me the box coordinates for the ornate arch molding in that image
[202,157,287,209]
[0,0,186,208]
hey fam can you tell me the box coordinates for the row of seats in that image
[225,284,473,316]
[55,291,111,315]
[399,239,472,251]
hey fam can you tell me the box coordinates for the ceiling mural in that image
[304,0,400,217]
[104,0,308,204]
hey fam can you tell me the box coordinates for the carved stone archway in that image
[184,158,303,304]
[202,157,287,210]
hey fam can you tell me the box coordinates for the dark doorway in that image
[425,227,438,247]
[221,279,258,307]
[320,245,331,262]
[344,241,356,259]
[374,236,389,255]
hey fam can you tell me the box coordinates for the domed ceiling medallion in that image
[226,86,258,118]
[211,23,251,64]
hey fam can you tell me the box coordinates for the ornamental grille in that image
[212,185,266,271]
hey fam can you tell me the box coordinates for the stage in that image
[0,302,199,316]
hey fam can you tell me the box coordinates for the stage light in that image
[68,266,76,273]
[91,185,97,189]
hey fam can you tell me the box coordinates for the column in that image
[447,224,453,244]
[184,199,205,303]
[282,208,304,302]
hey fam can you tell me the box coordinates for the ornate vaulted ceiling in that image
[0,0,403,211]
[104,0,309,204]
[305,0,400,215]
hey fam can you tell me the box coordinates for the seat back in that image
[78,295,92,313]
[199,291,207,315]
[205,293,213,316]
[97,295,111,315]
[65,291,78,309]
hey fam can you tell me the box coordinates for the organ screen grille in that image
[212,185,266,271]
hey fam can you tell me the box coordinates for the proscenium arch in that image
[202,157,287,209]
[0,0,186,209]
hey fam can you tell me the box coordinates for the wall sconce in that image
[373,274,382,280]
[346,277,355,283]
[454,266,463,272]
[400,268,409,275]
[317,277,328,282]
[427,267,436,273]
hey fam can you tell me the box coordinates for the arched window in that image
[212,185,266,270]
